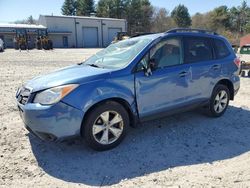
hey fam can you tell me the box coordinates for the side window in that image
[136,38,182,71]
[137,53,150,71]
[184,37,213,63]
[150,38,182,68]
[213,39,230,58]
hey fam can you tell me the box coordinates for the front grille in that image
[16,87,31,105]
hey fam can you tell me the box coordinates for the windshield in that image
[84,37,152,69]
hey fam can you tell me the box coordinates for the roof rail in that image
[166,28,218,35]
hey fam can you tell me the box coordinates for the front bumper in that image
[17,101,84,141]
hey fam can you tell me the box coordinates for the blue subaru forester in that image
[16,29,240,150]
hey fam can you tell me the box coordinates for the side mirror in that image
[144,58,157,77]
[149,58,157,71]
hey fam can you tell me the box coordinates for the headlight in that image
[33,84,78,105]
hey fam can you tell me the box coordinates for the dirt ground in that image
[0,49,250,188]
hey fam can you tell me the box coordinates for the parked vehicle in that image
[16,29,240,151]
[111,32,130,43]
[238,44,250,77]
[0,38,4,52]
[36,29,53,50]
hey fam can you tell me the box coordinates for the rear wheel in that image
[207,84,230,117]
[241,71,245,77]
[83,101,129,151]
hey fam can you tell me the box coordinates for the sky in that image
[0,0,248,23]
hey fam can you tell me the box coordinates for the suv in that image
[16,29,240,151]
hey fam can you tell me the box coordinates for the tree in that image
[126,0,153,34]
[171,4,191,27]
[14,15,37,24]
[26,15,36,24]
[209,6,230,31]
[96,0,152,34]
[76,0,95,16]
[141,0,153,32]
[96,0,126,18]
[151,7,176,32]
[96,0,110,17]
[61,0,76,16]
[126,0,142,34]
[111,0,126,19]
[239,0,250,33]
[230,7,241,32]
[192,12,211,29]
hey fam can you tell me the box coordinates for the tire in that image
[248,71,250,77]
[241,71,245,77]
[83,101,129,151]
[206,84,230,117]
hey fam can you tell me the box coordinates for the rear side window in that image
[184,37,213,63]
[213,39,231,59]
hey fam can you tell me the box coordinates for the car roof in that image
[132,29,224,42]
[132,33,164,40]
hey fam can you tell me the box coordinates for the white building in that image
[0,15,127,48]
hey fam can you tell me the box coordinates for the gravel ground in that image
[0,49,250,188]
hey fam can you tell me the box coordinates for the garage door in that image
[107,28,122,46]
[82,27,98,48]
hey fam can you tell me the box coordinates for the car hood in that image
[25,64,111,92]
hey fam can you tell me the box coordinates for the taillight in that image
[234,57,241,68]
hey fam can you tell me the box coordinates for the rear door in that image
[183,36,218,102]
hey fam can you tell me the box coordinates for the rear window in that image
[213,39,230,59]
[184,37,213,63]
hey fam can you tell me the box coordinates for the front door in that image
[135,37,192,119]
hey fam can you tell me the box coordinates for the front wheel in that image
[207,84,230,117]
[83,101,129,151]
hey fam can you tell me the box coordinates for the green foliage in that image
[244,23,250,33]
[151,7,176,32]
[96,0,126,18]
[60,0,250,45]
[126,0,153,34]
[96,0,153,34]
[76,0,95,16]
[26,16,36,24]
[61,0,76,16]
[209,6,230,30]
[14,15,37,24]
[191,1,250,44]
[96,0,110,17]
[171,4,191,27]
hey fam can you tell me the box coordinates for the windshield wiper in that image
[87,64,101,68]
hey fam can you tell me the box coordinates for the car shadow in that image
[29,105,250,186]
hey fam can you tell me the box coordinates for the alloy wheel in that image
[92,111,124,145]
[214,90,228,113]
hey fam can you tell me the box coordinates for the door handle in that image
[212,64,220,70]
[179,71,188,77]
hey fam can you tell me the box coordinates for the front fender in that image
[62,74,136,115]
